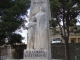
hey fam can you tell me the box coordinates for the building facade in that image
[50,26,80,43]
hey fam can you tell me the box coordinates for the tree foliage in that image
[50,0,80,60]
[0,0,30,45]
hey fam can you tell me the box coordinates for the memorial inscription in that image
[23,49,48,59]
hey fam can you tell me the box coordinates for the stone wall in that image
[51,44,65,59]
[12,44,26,59]
[51,43,80,60]
[0,45,11,60]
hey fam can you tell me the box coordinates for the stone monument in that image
[34,6,49,49]
[27,16,36,49]
[23,0,51,60]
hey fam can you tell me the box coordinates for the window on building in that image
[71,40,75,43]
[71,38,76,43]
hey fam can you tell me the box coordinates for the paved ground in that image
[6,59,62,60]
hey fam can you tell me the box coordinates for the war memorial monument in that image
[23,0,51,60]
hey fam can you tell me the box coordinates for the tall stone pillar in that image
[24,0,51,60]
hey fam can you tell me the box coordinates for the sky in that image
[15,9,30,44]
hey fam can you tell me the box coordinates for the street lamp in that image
[5,38,8,44]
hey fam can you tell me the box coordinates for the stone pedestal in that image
[23,49,50,60]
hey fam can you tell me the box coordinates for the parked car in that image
[52,38,62,43]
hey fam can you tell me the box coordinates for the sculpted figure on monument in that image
[26,16,36,49]
[34,6,49,49]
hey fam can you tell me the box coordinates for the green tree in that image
[0,0,30,45]
[50,0,80,60]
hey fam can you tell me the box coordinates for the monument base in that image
[23,49,50,60]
